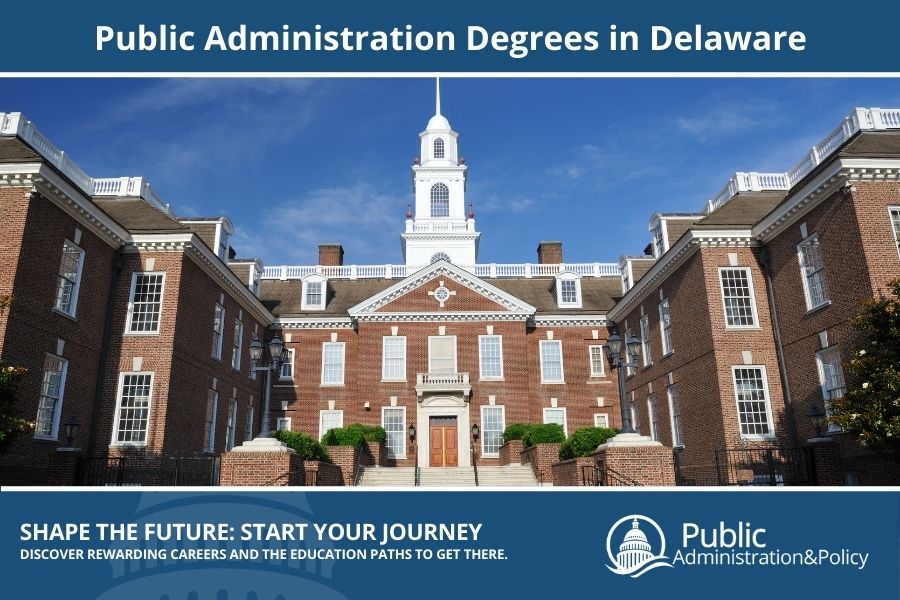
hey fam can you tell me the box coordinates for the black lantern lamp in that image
[408,424,416,441]
[809,404,825,437]
[471,423,480,441]
[64,415,80,447]
[249,333,264,363]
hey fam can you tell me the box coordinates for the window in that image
[817,347,846,433]
[112,373,153,445]
[640,314,652,366]
[211,304,225,359]
[231,320,244,370]
[430,252,451,264]
[126,273,164,334]
[428,336,457,374]
[594,413,609,428]
[539,340,564,383]
[276,417,292,432]
[556,274,582,308]
[543,407,567,437]
[245,401,255,441]
[382,337,407,381]
[560,280,577,304]
[652,221,665,258]
[321,342,345,385]
[630,393,640,432]
[479,335,504,379]
[647,394,659,441]
[589,345,605,377]
[433,138,445,159]
[54,240,84,317]
[667,383,684,448]
[306,281,323,306]
[659,298,673,355]
[624,328,635,377]
[430,183,450,218]
[280,348,295,379]
[319,410,343,439]
[218,227,230,261]
[225,397,237,451]
[621,265,631,292]
[732,366,775,438]
[798,235,829,310]
[301,276,327,310]
[891,207,900,256]
[203,389,218,453]
[719,268,758,327]
[481,405,505,456]
[34,355,68,440]
[382,407,406,459]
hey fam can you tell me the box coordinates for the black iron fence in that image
[80,455,220,486]
[715,447,812,486]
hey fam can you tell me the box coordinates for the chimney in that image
[537,241,563,265]
[319,243,344,266]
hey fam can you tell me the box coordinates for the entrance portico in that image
[416,395,471,468]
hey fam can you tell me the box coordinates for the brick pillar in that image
[47,448,82,486]
[593,433,676,486]
[536,241,562,264]
[806,438,844,486]
[219,437,304,486]
[318,244,344,266]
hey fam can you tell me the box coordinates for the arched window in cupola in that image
[430,252,451,264]
[430,183,450,218]
[433,138,445,159]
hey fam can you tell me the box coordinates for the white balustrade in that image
[261,261,620,280]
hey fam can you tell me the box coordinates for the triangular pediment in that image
[348,261,536,318]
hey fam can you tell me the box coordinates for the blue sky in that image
[3,78,900,266]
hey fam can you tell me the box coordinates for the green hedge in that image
[321,423,386,447]
[272,430,331,462]
[501,423,529,442]
[521,423,566,447]
[558,427,619,460]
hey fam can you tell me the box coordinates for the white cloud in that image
[674,98,784,143]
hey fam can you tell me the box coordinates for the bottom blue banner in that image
[2,490,897,599]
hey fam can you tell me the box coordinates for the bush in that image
[272,430,331,462]
[521,423,566,447]
[559,427,619,460]
[502,423,529,442]
[321,423,386,447]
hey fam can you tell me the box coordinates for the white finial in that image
[435,75,441,116]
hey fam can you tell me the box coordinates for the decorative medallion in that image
[427,280,456,307]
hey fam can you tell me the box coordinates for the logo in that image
[606,515,673,578]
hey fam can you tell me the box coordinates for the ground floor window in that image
[481,405,505,456]
[245,401,254,441]
[543,407,567,436]
[226,397,237,450]
[112,372,153,445]
[594,413,609,428]
[34,355,67,440]
[203,389,218,453]
[732,366,774,438]
[382,407,406,458]
[816,346,845,433]
[319,410,343,439]
[276,417,291,431]
[667,383,684,448]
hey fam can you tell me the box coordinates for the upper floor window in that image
[430,183,450,218]
[54,240,84,317]
[732,366,774,439]
[382,336,407,381]
[430,252,451,264]
[659,298,674,355]
[555,273,582,308]
[797,235,829,310]
[539,340,564,383]
[652,221,665,257]
[433,138,445,159]
[621,265,631,293]
[126,273,164,334]
[719,268,758,328]
[639,314,652,366]
[301,275,326,310]
[211,304,225,359]
[816,346,846,433]
[280,347,295,379]
[889,207,900,257]
[218,230,229,261]
[428,336,457,374]
[231,320,243,370]
[34,355,68,440]
[321,342,345,385]
[624,328,635,377]
[479,335,504,380]
[588,345,605,377]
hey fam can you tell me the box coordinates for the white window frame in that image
[588,345,605,377]
[231,319,244,371]
[430,183,450,218]
[280,348,295,380]
[640,314,652,366]
[539,339,565,383]
[53,239,84,318]
[276,417,292,432]
[797,234,830,311]
[555,273,582,308]
[428,335,457,374]
[318,410,344,439]
[478,335,504,380]
[667,383,684,448]
[647,394,659,441]
[651,220,666,258]
[890,206,900,258]
[480,405,506,457]
[111,372,154,447]
[630,392,640,432]
[718,267,760,329]
[301,275,327,310]
[382,336,407,381]
[245,401,255,441]
[225,396,238,451]
[33,354,68,440]
[125,272,165,335]
[816,346,846,433]
[382,406,407,459]
[211,303,225,360]
[594,413,609,428]
[624,328,635,377]
[659,298,674,356]
[731,365,776,440]
[433,137,445,159]
[321,341,346,385]
[203,389,219,453]
[542,407,568,437]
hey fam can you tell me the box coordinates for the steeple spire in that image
[435,76,441,116]
[426,76,450,131]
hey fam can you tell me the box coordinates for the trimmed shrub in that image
[501,423,529,442]
[272,430,331,462]
[558,427,619,460]
[321,423,386,447]
[521,423,566,447]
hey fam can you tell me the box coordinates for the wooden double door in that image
[429,416,458,467]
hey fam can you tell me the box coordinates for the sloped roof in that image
[93,197,186,232]
[697,192,786,228]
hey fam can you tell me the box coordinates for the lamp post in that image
[408,424,416,462]
[249,332,288,438]
[602,328,642,435]
[471,423,480,466]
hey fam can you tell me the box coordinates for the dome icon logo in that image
[606,515,674,578]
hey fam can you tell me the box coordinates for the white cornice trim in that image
[274,317,354,329]
[348,260,536,316]
[533,315,608,327]
[357,312,531,322]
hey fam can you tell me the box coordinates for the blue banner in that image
[2,490,897,599]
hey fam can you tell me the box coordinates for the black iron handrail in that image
[353,444,364,486]
[414,465,420,486]
[472,444,479,487]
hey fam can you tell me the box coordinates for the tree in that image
[829,279,900,460]
[0,295,30,453]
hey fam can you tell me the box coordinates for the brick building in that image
[1,96,899,484]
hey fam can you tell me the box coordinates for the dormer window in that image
[652,221,665,258]
[430,183,450,218]
[301,275,327,310]
[555,272,582,308]
[433,138,445,159]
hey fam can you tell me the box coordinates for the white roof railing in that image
[261,262,621,280]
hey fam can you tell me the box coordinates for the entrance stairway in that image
[356,465,538,487]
